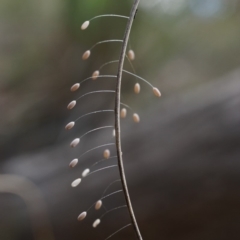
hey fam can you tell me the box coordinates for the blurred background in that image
[0,0,240,239]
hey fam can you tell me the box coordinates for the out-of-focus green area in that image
[0,0,240,240]
[0,0,239,155]
[0,0,239,159]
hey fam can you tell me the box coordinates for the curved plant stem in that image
[114,1,143,240]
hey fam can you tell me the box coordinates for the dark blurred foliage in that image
[0,0,240,240]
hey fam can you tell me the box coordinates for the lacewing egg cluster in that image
[128,50,135,60]
[93,219,101,228]
[82,50,91,60]
[103,149,110,159]
[81,21,90,30]
[71,178,81,187]
[82,168,90,177]
[133,113,140,123]
[153,87,161,97]
[69,158,78,168]
[120,108,127,118]
[134,83,140,94]
[67,100,76,110]
[92,70,100,80]
[67,10,161,238]
[71,83,80,92]
[78,211,87,221]
[65,121,75,130]
[70,138,80,148]
[95,200,103,210]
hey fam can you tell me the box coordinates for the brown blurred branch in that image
[0,174,55,240]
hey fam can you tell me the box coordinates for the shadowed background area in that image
[0,0,240,239]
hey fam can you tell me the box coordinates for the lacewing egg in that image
[69,159,78,168]
[70,138,80,148]
[103,149,110,159]
[133,113,140,123]
[71,178,81,187]
[93,219,101,228]
[82,50,91,60]
[153,87,161,97]
[77,211,87,221]
[134,83,140,94]
[95,200,102,210]
[81,21,90,30]
[82,169,90,177]
[120,108,127,118]
[92,70,100,80]
[128,50,135,60]
[67,100,76,110]
[65,122,75,130]
[71,83,80,92]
